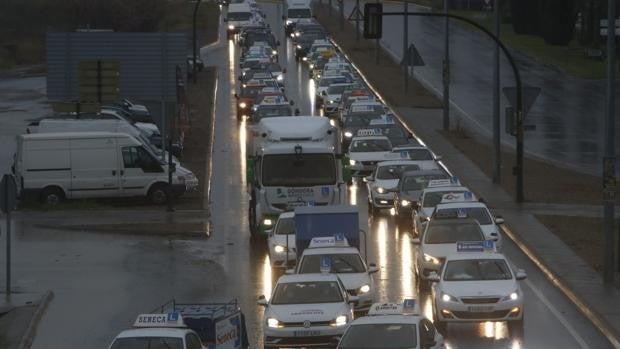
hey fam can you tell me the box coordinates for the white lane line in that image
[524,279,590,349]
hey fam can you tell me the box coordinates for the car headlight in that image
[502,291,519,301]
[228,25,235,30]
[286,20,292,25]
[316,74,321,78]
[329,100,334,104]
[349,159,356,166]
[309,64,314,69]
[239,102,247,109]
[441,292,458,303]
[375,187,386,194]
[344,131,353,138]
[274,245,285,253]
[295,32,301,37]
[302,56,308,61]
[267,318,282,328]
[276,74,284,81]
[423,253,441,265]
[400,199,410,206]
[272,49,277,55]
[331,315,347,327]
[358,284,370,294]
[296,44,302,49]
[263,218,273,226]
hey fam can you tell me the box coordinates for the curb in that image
[500,223,620,348]
[17,290,54,349]
[321,12,620,347]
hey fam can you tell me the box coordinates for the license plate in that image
[468,306,494,312]
[293,330,320,337]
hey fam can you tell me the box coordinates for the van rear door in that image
[69,137,121,198]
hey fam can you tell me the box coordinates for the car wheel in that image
[40,186,64,205]
[148,184,169,205]
[508,316,524,339]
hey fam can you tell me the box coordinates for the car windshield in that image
[328,85,347,94]
[256,106,292,120]
[275,217,295,235]
[271,281,343,304]
[423,191,467,208]
[262,153,336,186]
[350,139,391,152]
[298,254,366,273]
[444,259,513,281]
[228,12,252,21]
[402,174,448,191]
[288,8,311,18]
[109,337,183,349]
[394,148,433,160]
[376,164,420,180]
[241,86,264,99]
[338,324,418,349]
[435,207,493,225]
[424,222,484,244]
[344,114,380,127]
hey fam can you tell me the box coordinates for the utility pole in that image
[603,0,616,285]
[442,0,450,131]
[192,0,202,84]
[339,0,344,32]
[492,0,501,183]
[356,0,361,41]
[403,1,409,92]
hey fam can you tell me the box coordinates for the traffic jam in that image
[105,1,528,348]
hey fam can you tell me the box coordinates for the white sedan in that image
[346,135,393,177]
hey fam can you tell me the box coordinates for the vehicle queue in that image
[105,0,528,347]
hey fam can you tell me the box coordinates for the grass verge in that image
[536,215,620,287]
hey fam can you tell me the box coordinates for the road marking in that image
[524,278,590,349]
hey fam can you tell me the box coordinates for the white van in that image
[284,0,312,35]
[226,3,254,38]
[15,132,198,205]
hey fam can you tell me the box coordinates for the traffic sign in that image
[502,86,541,115]
[363,3,383,39]
[348,5,364,22]
[400,44,425,67]
[1,174,17,214]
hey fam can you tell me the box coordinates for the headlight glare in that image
[331,315,347,327]
[274,245,285,253]
[376,187,386,194]
[349,159,356,166]
[267,318,281,328]
[442,293,457,303]
[359,284,370,293]
[228,25,235,30]
[423,253,440,265]
[239,102,247,109]
[344,131,353,138]
[401,199,410,206]
[264,218,273,226]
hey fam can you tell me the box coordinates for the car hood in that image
[398,190,422,202]
[441,280,517,298]
[374,178,399,190]
[349,152,391,162]
[268,303,343,322]
[423,243,458,259]
[336,273,370,291]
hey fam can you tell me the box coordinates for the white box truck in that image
[14,132,198,205]
[246,116,351,236]
[284,0,313,35]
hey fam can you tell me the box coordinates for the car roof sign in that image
[368,303,403,316]
[356,128,383,136]
[440,191,477,203]
[402,299,418,315]
[320,256,331,273]
[308,236,350,248]
[133,313,185,328]
[428,179,460,188]
[457,208,467,218]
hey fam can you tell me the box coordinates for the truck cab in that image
[246,116,350,236]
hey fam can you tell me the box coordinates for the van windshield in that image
[228,12,252,21]
[288,8,311,18]
[262,153,336,186]
[109,337,183,349]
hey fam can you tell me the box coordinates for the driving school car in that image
[429,241,526,337]
[258,273,356,348]
[346,132,393,176]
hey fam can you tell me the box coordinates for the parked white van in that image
[14,132,198,205]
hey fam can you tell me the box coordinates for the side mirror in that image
[516,269,527,280]
[238,76,243,81]
[289,100,295,106]
[427,272,440,282]
[234,93,239,99]
[495,216,505,224]
[363,176,374,182]
[282,68,287,73]
[285,268,295,275]
[223,17,228,22]
[281,15,286,20]
[257,295,268,306]
[265,229,273,235]
[412,238,421,245]
[321,90,327,96]
[434,155,443,160]
[367,265,379,274]
[277,40,281,46]
[348,295,359,306]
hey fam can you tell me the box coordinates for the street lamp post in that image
[192,0,202,84]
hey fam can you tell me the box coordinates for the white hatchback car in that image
[267,212,297,268]
[259,273,356,348]
[430,246,526,337]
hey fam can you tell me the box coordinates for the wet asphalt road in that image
[334,0,620,175]
[203,2,614,348]
[0,3,613,348]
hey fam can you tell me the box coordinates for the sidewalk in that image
[395,106,620,347]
